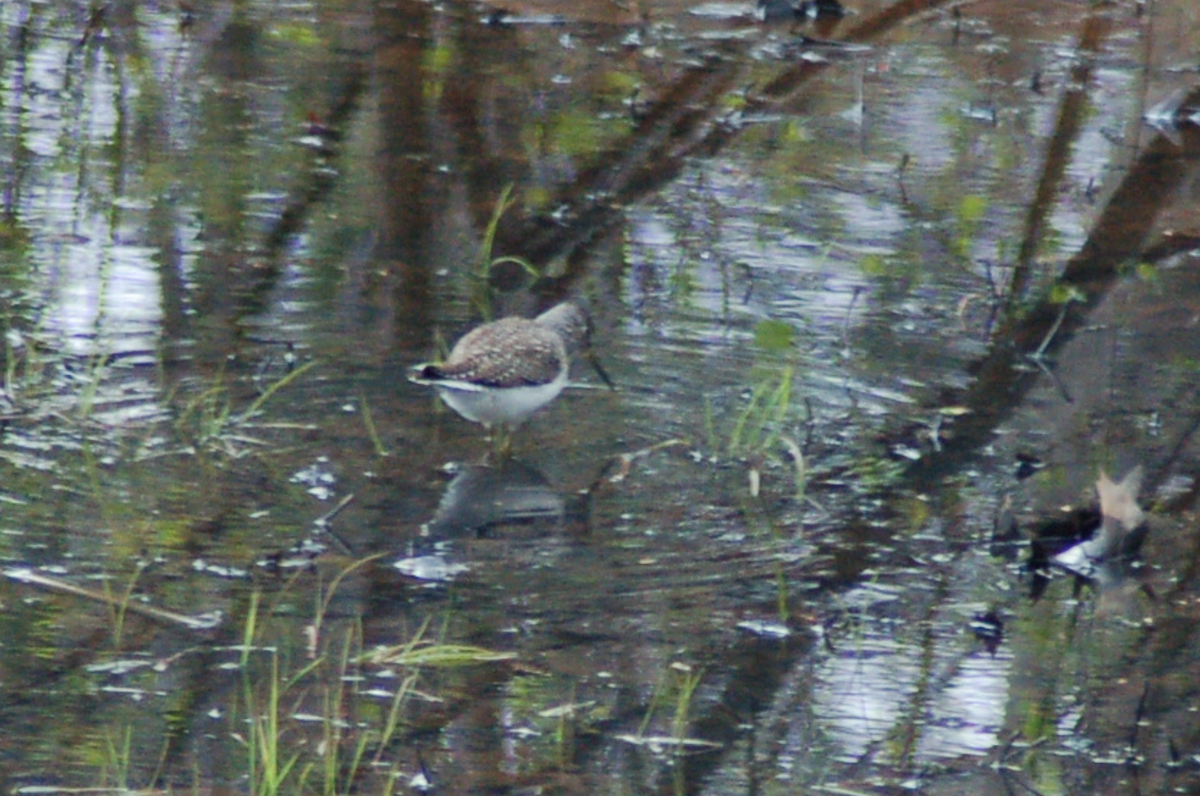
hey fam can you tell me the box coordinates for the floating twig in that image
[3,567,223,631]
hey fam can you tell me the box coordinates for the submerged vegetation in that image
[702,317,808,505]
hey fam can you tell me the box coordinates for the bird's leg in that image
[490,423,515,459]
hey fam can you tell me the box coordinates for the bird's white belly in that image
[436,370,567,427]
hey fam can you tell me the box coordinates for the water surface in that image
[2,0,1199,793]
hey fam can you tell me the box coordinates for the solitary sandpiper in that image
[409,301,611,436]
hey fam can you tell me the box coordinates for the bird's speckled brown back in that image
[430,318,565,388]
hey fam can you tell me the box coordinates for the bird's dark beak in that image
[584,349,616,391]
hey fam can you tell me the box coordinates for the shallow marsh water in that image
[2,0,1200,793]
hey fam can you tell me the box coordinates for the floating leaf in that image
[1048,284,1086,304]
[423,43,455,75]
[271,23,320,46]
[754,319,795,352]
[958,194,988,224]
[861,253,887,276]
[722,92,747,111]
[364,643,518,667]
[603,71,640,93]
[782,120,809,144]
[615,734,723,751]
